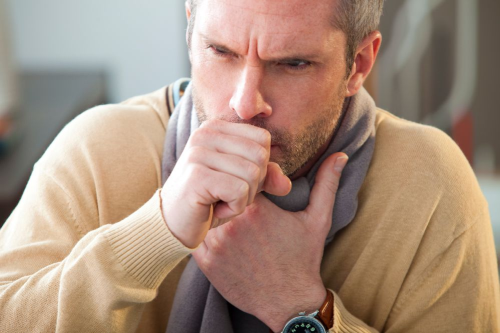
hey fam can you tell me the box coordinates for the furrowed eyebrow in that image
[200,33,321,63]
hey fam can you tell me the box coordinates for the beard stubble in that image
[192,84,346,177]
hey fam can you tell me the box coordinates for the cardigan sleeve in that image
[0,101,193,332]
[0,172,191,332]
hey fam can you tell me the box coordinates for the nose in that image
[229,65,272,120]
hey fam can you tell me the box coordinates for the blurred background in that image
[0,1,498,267]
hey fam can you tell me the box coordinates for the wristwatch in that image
[280,289,334,333]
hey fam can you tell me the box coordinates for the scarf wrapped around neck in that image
[162,79,376,332]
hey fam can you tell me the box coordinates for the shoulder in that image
[374,109,465,174]
[65,86,170,143]
[36,87,170,229]
[40,87,169,174]
[371,112,499,322]
[322,109,497,326]
[369,109,488,238]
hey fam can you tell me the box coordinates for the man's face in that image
[189,0,349,177]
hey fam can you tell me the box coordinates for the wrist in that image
[264,283,327,333]
[159,189,212,249]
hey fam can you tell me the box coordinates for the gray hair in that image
[186,0,199,49]
[333,0,384,76]
[186,0,384,76]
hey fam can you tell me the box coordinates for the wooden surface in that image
[0,71,107,225]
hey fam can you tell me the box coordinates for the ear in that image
[346,31,382,97]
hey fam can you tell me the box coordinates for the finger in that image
[189,127,269,167]
[188,126,270,189]
[306,153,348,221]
[191,166,250,219]
[200,119,271,151]
[213,201,245,220]
[210,203,232,229]
[187,146,262,205]
[261,162,292,196]
[163,165,249,248]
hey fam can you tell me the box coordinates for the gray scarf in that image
[163,80,376,332]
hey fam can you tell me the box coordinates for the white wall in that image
[6,0,190,102]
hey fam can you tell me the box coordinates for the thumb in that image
[306,153,348,220]
[261,162,292,196]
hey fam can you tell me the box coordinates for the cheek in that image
[266,86,317,133]
[262,66,342,125]
[191,58,236,117]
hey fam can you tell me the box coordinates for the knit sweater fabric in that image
[0,87,498,332]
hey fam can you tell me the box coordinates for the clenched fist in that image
[161,119,292,248]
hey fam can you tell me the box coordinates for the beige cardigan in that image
[0,87,498,332]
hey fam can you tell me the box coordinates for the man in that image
[0,0,498,332]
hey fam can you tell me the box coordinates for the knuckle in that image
[246,162,261,182]
[233,182,249,213]
[327,178,340,193]
[236,180,250,198]
[192,127,213,142]
[186,163,206,181]
[199,255,214,274]
[259,128,271,147]
[254,145,268,165]
[185,146,205,164]
[245,201,261,218]
[208,234,225,256]
[222,221,238,238]
[189,131,204,146]
[200,119,219,128]
[321,217,332,233]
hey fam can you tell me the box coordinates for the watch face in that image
[282,316,326,333]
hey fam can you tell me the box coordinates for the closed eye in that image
[207,44,233,58]
[206,43,313,72]
[279,59,312,71]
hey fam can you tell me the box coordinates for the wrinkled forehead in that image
[196,0,341,56]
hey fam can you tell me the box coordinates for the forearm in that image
[0,191,192,332]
